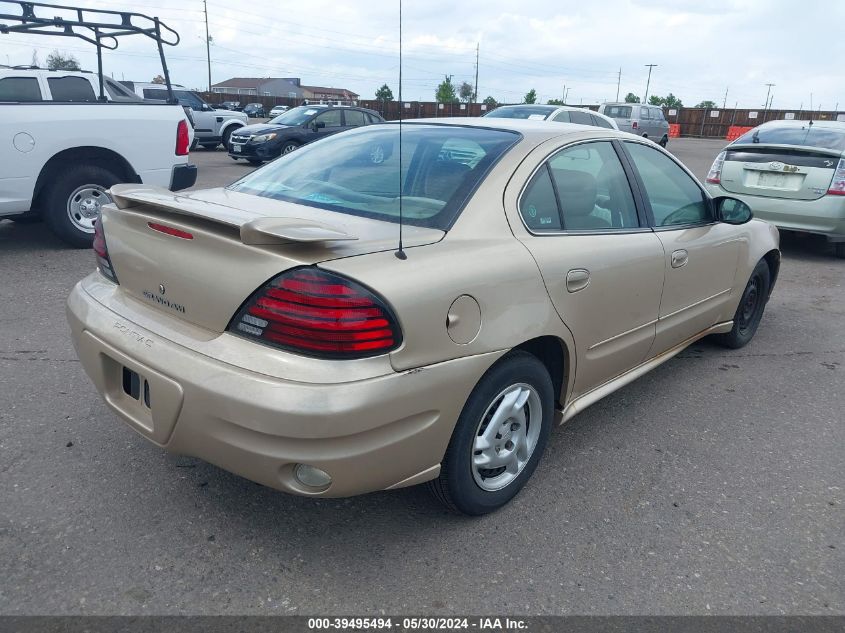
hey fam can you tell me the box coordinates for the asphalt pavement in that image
[0,138,842,615]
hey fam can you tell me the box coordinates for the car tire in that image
[427,350,554,515]
[280,141,299,155]
[834,243,845,259]
[42,164,120,248]
[712,260,771,349]
[222,127,236,149]
[659,136,668,147]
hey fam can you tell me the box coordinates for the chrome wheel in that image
[67,185,110,233]
[281,143,298,155]
[369,144,385,164]
[472,383,542,492]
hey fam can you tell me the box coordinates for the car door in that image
[622,140,743,355]
[510,140,666,397]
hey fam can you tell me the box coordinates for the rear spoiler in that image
[109,184,357,245]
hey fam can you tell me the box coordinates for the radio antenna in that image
[394,0,407,260]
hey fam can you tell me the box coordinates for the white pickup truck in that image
[0,67,197,246]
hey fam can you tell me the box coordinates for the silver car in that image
[704,120,845,258]
[483,104,618,130]
[599,103,670,147]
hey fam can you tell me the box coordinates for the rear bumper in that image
[705,184,845,241]
[169,164,197,192]
[66,275,501,498]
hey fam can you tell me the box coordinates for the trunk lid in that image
[719,145,840,201]
[102,185,444,332]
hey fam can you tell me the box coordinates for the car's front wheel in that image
[280,141,299,155]
[713,259,771,349]
[43,164,119,248]
[428,351,554,515]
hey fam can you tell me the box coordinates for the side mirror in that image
[313,121,326,130]
[714,196,753,225]
[201,103,212,111]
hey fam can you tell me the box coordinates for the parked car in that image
[0,68,195,246]
[598,102,670,147]
[269,104,289,117]
[484,104,619,130]
[124,82,248,150]
[704,119,845,258]
[218,100,241,111]
[228,104,384,164]
[243,102,266,118]
[68,118,780,514]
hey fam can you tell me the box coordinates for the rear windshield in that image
[603,105,632,119]
[484,106,556,120]
[734,124,845,152]
[229,124,521,230]
[269,106,324,125]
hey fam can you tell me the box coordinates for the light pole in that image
[644,64,657,102]
[763,83,775,111]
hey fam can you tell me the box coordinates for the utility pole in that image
[473,43,479,103]
[203,0,212,93]
[643,64,657,102]
[562,84,566,104]
[763,83,775,110]
[616,68,621,102]
[722,86,728,109]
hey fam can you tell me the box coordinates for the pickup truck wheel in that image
[43,165,119,248]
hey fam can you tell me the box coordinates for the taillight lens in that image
[631,121,638,130]
[93,218,119,284]
[706,151,727,184]
[828,158,845,196]
[229,268,402,359]
[176,119,190,156]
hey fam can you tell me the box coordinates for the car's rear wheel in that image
[427,351,553,515]
[659,136,668,147]
[43,164,119,248]
[712,260,771,349]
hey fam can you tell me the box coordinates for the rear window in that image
[484,106,556,120]
[591,115,614,129]
[0,77,42,101]
[734,124,845,152]
[47,76,96,101]
[603,105,632,119]
[229,124,520,230]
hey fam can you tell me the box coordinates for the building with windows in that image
[211,77,358,101]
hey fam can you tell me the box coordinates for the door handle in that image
[566,268,590,293]
[671,249,689,268]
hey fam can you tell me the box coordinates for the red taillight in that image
[827,158,845,196]
[706,150,727,185]
[229,268,402,359]
[631,121,638,130]
[176,119,190,156]
[148,222,193,240]
[93,219,119,284]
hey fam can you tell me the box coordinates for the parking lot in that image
[0,138,842,615]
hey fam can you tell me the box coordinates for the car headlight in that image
[251,133,277,143]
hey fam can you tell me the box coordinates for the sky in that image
[1,0,842,110]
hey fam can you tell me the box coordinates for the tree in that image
[435,75,458,103]
[458,81,474,103]
[695,100,717,109]
[46,50,81,71]
[152,75,165,84]
[375,84,394,102]
[523,88,537,104]
[624,92,640,103]
[648,95,663,106]
[482,96,497,107]
[546,98,564,105]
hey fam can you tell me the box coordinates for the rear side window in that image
[591,115,614,129]
[640,107,651,120]
[520,167,561,230]
[104,79,139,101]
[344,110,365,127]
[314,110,342,127]
[365,112,380,124]
[552,111,570,123]
[652,108,665,121]
[0,77,42,101]
[734,124,845,152]
[604,105,631,119]
[47,76,96,101]
[568,110,593,126]
[624,142,710,227]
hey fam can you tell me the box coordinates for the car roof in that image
[757,119,845,131]
[385,117,626,142]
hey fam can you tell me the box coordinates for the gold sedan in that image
[67,119,780,515]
